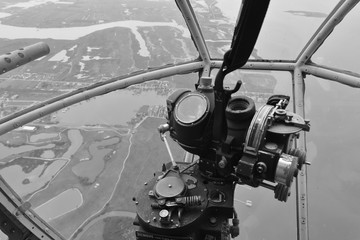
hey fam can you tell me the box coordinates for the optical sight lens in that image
[175,94,207,124]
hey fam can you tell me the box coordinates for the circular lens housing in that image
[175,93,208,124]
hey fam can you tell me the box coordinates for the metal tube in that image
[297,0,360,65]
[161,133,177,168]
[0,42,50,75]
[0,61,204,136]
[211,60,297,71]
[0,177,64,240]
[293,67,309,240]
[301,64,360,88]
[175,0,211,75]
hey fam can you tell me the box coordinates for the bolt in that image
[218,158,227,169]
[168,184,172,188]
[209,217,217,224]
[301,194,306,200]
[256,162,267,174]
[160,209,169,218]
[144,182,147,185]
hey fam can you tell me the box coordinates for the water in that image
[56,90,167,126]
[305,76,360,240]
[34,188,83,222]
[71,137,120,184]
[0,159,67,198]
[0,12,190,57]
[0,143,55,160]
[62,129,83,159]
[29,133,59,143]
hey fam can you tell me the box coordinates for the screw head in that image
[256,162,267,174]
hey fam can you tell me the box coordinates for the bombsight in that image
[165,76,310,199]
[133,74,310,240]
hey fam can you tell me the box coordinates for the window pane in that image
[312,3,360,74]
[190,0,241,59]
[254,0,339,60]
[190,0,339,60]
[305,75,360,239]
[0,230,8,240]
[212,69,297,240]
[0,70,199,238]
[0,0,198,118]
[212,69,293,109]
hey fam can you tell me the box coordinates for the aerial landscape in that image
[0,0,235,239]
[0,1,360,240]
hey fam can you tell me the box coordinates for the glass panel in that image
[213,69,293,109]
[312,3,360,74]
[0,72,200,238]
[254,0,339,60]
[190,0,241,59]
[0,230,8,240]
[0,0,198,118]
[190,0,339,60]
[212,69,297,240]
[305,75,360,239]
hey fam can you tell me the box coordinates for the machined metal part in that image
[0,177,64,240]
[275,154,298,187]
[0,42,50,75]
[155,176,186,198]
[243,105,274,155]
[268,111,310,134]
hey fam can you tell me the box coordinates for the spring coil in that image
[183,195,201,207]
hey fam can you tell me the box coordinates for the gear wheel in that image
[274,184,290,202]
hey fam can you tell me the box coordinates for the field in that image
[71,116,185,239]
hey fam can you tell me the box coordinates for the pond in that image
[34,188,83,222]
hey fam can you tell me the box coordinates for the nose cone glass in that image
[175,94,208,124]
